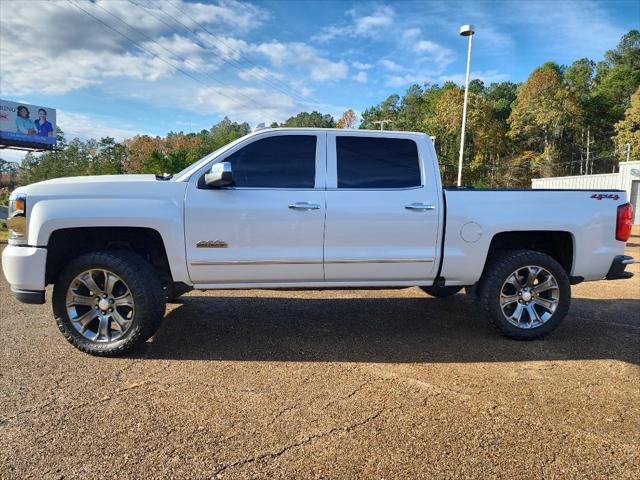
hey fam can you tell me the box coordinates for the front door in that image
[185,132,326,285]
[323,133,441,282]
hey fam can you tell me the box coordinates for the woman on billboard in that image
[15,105,35,135]
[34,108,54,137]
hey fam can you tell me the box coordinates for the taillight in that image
[616,203,633,242]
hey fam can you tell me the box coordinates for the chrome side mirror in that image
[204,162,234,188]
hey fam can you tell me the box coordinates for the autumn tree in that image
[336,109,357,128]
[123,135,163,173]
[508,62,583,178]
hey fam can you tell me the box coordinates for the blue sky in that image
[1,0,638,162]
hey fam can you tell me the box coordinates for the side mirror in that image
[204,162,234,188]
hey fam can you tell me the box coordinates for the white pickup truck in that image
[2,128,635,356]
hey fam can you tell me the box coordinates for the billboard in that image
[0,99,56,150]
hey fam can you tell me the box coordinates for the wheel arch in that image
[45,227,173,287]
[484,230,575,276]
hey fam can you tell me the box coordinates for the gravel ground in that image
[1,240,638,479]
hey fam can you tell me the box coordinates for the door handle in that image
[289,202,321,210]
[405,203,435,211]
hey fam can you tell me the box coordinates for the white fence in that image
[532,172,621,190]
[532,161,640,224]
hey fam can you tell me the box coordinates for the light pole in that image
[457,24,475,187]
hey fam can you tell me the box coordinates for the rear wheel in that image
[420,286,463,298]
[477,250,570,340]
[53,250,166,356]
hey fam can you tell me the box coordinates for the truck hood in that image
[14,174,169,197]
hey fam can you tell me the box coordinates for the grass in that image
[0,222,7,242]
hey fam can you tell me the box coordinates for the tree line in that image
[2,30,638,192]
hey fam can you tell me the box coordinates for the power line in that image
[131,0,309,105]
[158,0,325,109]
[66,0,274,116]
[78,0,275,112]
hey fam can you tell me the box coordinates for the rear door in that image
[324,133,441,282]
[184,131,326,284]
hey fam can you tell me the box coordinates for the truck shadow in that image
[136,293,640,365]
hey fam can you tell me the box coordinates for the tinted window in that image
[226,135,316,188]
[337,137,421,188]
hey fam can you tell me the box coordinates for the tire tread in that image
[52,250,165,356]
[476,249,570,340]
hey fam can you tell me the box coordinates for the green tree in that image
[508,63,583,178]
[280,111,335,128]
[613,86,640,161]
[359,94,400,130]
[594,30,640,120]
[91,137,127,175]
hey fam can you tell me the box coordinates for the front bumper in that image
[605,255,635,280]
[2,245,47,303]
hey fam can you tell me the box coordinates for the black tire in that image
[477,250,570,340]
[53,250,166,356]
[420,286,463,298]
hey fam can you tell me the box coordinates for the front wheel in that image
[52,250,166,356]
[477,250,571,340]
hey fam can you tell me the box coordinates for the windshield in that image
[172,133,252,182]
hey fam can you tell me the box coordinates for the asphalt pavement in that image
[0,240,638,479]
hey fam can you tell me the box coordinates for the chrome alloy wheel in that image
[499,265,560,329]
[66,269,135,342]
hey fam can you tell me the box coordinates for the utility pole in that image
[372,120,392,131]
[457,24,475,187]
[626,143,631,162]
[585,126,590,175]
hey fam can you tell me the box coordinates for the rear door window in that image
[336,136,421,188]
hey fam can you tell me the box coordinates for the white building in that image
[532,161,640,224]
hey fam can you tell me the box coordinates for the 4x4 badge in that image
[591,193,620,201]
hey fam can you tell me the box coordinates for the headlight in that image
[7,193,27,239]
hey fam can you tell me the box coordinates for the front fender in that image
[28,195,190,284]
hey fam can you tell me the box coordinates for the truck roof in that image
[254,127,432,137]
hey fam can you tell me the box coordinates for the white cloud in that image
[0,0,268,96]
[414,40,455,69]
[237,67,283,82]
[0,149,27,164]
[353,71,368,83]
[514,0,624,59]
[255,42,348,82]
[379,59,404,72]
[190,86,297,124]
[439,70,510,85]
[301,86,315,97]
[173,0,270,32]
[385,73,435,88]
[313,5,395,42]
[353,61,373,70]
[57,110,147,142]
[196,34,251,62]
[352,5,395,36]
[402,27,421,40]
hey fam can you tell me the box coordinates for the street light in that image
[457,24,475,187]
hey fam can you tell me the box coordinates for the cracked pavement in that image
[0,241,638,479]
